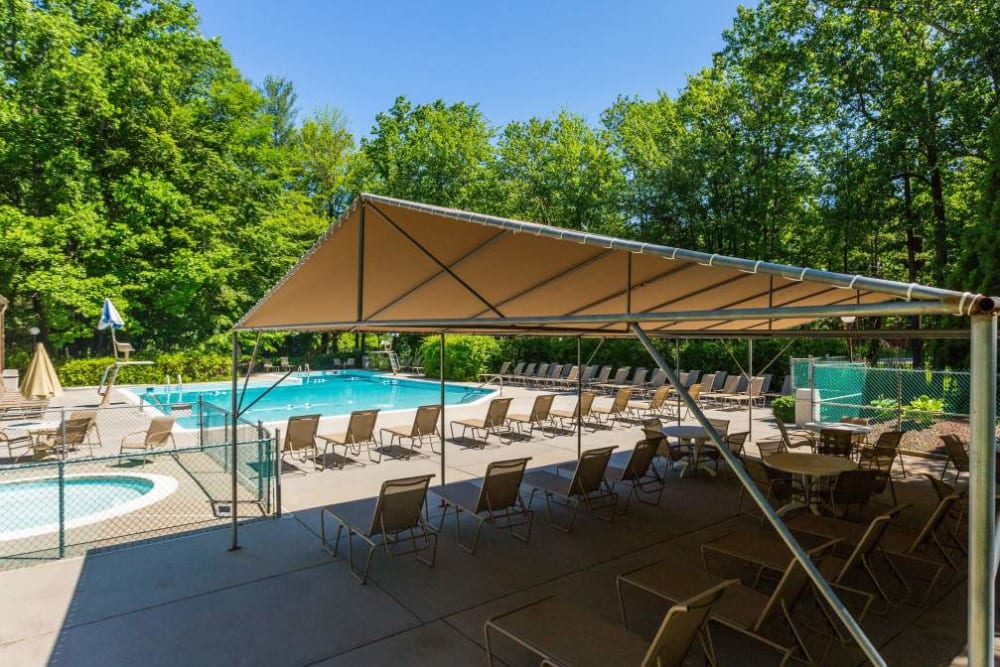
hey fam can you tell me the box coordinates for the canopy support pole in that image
[440,333,446,486]
[968,312,996,667]
[230,331,241,552]
[674,339,681,425]
[630,322,884,666]
[748,339,753,442]
[576,336,582,459]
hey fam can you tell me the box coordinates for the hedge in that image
[420,335,502,381]
[56,353,231,387]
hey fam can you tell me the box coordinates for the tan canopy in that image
[20,342,62,399]
[236,194,987,335]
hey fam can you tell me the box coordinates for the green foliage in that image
[56,353,230,387]
[419,335,501,381]
[904,395,945,428]
[771,395,795,424]
[869,397,900,423]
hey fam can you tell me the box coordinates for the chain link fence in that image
[0,401,274,570]
[790,358,1000,454]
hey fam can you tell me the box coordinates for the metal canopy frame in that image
[232,194,1000,667]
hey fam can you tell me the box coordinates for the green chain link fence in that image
[0,402,274,570]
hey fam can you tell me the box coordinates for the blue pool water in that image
[0,476,154,538]
[134,371,494,425]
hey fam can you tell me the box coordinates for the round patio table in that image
[661,425,726,477]
[803,421,872,436]
[764,452,858,515]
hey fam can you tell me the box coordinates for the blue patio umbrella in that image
[98,298,125,353]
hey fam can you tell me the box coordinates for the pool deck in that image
[0,380,992,666]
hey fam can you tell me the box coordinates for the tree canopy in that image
[0,0,997,367]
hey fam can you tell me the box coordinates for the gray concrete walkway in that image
[0,387,988,666]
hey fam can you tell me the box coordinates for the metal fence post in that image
[274,427,282,518]
[198,395,205,449]
[896,366,903,431]
[57,457,65,558]
[808,358,816,421]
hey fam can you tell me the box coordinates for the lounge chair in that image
[591,387,633,427]
[506,394,556,438]
[511,363,537,386]
[478,360,511,381]
[593,366,630,392]
[120,416,176,463]
[318,409,381,467]
[522,446,618,532]
[618,540,840,665]
[0,397,49,423]
[939,434,968,482]
[605,438,666,512]
[627,385,671,419]
[497,361,525,383]
[627,368,648,389]
[549,365,580,389]
[433,457,533,554]
[484,581,733,667]
[550,391,597,430]
[379,404,441,459]
[586,365,613,387]
[640,368,666,396]
[449,397,513,445]
[320,474,437,584]
[701,375,740,406]
[281,413,321,469]
[730,376,766,409]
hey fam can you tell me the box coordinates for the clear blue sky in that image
[196,0,755,135]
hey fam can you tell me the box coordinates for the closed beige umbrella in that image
[20,342,63,399]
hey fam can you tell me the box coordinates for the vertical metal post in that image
[748,339,754,442]
[577,336,582,458]
[896,366,904,431]
[273,425,282,518]
[356,203,366,366]
[630,323,884,665]
[229,331,240,552]
[57,457,65,558]
[808,358,816,423]
[968,311,997,667]
[674,339,681,425]
[198,395,205,449]
[439,333,446,486]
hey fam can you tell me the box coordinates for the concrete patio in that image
[0,387,988,666]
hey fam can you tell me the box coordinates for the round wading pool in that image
[0,473,178,541]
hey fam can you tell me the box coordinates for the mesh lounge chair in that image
[522,446,618,532]
[594,366,630,392]
[478,361,511,382]
[380,404,441,459]
[591,387,633,427]
[549,365,580,389]
[281,414,321,469]
[550,391,597,430]
[485,581,734,667]
[320,474,437,584]
[618,540,840,666]
[434,457,533,554]
[586,365,614,387]
[506,394,556,438]
[605,438,666,512]
[497,361,525,383]
[939,434,969,482]
[730,377,766,409]
[319,409,381,467]
[701,375,740,407]
[450,397,514,445]
[627,385,671,419]
[120,416,176,463]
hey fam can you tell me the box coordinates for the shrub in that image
[771,395,795,423]
[57,353,231,387]
[420,335,502,381]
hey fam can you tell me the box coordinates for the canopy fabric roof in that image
[236,194,987,335]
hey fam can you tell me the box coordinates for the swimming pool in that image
[0,473,178,541]
[130,371,495,426]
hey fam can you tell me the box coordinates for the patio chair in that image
[522,446,618,532]
[605,438,666,512]
[434,457,533,554]
[379,404,441,459]
[730,376,766,409]
[450,397,514,445]
[643,417,691,472]
[281,413,321,469]
[755,438,785,458]
[594,366,630,392]
[735,457,799,520]
[506,394,556,438]
[774,417,812,451]
[824,469,882,519]
[550,391,597,430]
[627,368,648,389]
[815,428,854,458]
[0,427,32,461]
[511,363,537,386]
[485,581,734,667]
[618,540,840,666]
[919,474,968,569]
[549,365,580,389]
[858,430,903,504]
[497,361,525,383]
[478,361,511,382]
[318,409,381,467]
[586,365,614,387]
[35,413,99,459]
[700,430,748,475]
[591,387,633,427]
[939,434,969,482]
[119,416,176,463]
[701,375,740,407]
[641,368,667,396]
[320,474,437,584]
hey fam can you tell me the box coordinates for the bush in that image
[57,353,231,387]
[771,395,796,423]
[420,335,502,381]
